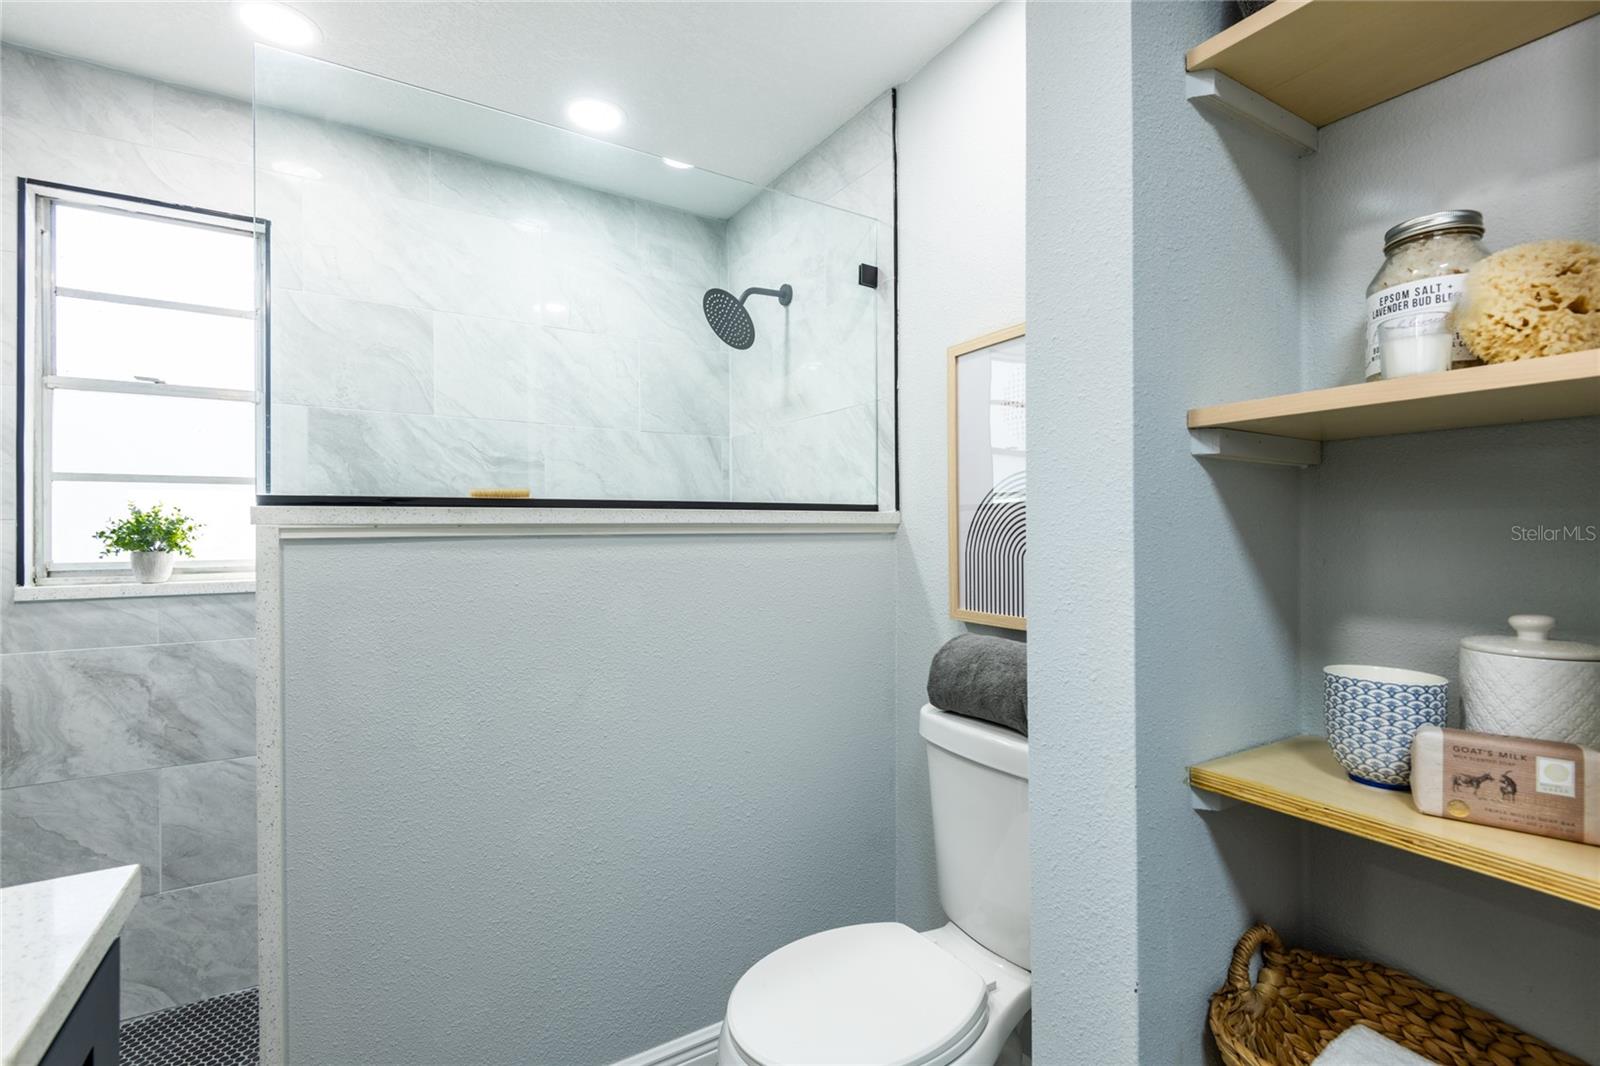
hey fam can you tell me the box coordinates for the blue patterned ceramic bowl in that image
[1324,665,1449,790]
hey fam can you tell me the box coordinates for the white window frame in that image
[18,181,267,588]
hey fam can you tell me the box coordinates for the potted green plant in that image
[92,503,201,584]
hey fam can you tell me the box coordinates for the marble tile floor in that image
[120,986,258,1066]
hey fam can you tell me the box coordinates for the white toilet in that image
[716,704,1030,1066]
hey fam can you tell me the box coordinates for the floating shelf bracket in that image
[1190,783,1239,812]
[1191,427,1321,468]
[1186,70,1319,156]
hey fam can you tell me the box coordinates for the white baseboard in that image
[611,1022,721,1066]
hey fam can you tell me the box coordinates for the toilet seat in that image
[724,922,990,1066]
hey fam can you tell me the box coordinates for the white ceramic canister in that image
[1459,615,1600,748]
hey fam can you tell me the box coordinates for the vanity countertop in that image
[1,866,141,1066]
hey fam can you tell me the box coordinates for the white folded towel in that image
[1312,1025,1439,1066]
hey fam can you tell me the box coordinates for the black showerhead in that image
[703,283,793,350]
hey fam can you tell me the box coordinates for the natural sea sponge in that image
[1454,239,1600,363]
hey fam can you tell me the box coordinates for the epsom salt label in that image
[1365,275,1469,380]
[1364,211,1487,380]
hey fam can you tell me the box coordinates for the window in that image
[20,183,266,586]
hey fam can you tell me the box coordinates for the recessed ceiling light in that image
[238,2,320,47]
[661,157,694,170]
[565,98,625,134]
[271,160,322,180]
[543,302,568,315]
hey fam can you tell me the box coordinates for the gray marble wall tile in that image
[1,639,255,787]
[428,149,567,223]
[156,595,256,644]
[151,84,252,166]
[273,290,434,414]
[0,47,154,145]
[731,404,877,505]
[640,341,729,436]
[301,408,538,498]
[433,313,540,423]
[2,118,253,218]
[545,427,729,502]
[256,109,431,201]
[267,403,310,495]
[634,207,725,285]
[297,184,543,323]
[0,770,159,894]
[255,170,305,290]
[770,94,893,204]
[159,758,256,890]
[1,598,161,655]
[533,329,639,430]
[725,188,879,438]
[120,875,257,1018]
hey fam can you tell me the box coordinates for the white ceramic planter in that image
[1460,615,1600,749]
[129,551,177,584]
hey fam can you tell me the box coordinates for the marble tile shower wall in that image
[260,111,739,502]
[727,94,895,506]
[0,46,260,1017]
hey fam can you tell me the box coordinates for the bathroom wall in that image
[1127,5,1311,1063]
[892,0,1025,930]
[1026,4,1143,1059]
[274,531,896,1064]
[0,45,259,1016]
[724,95,890,506]
[262,85,888,507]
[1029,6,1600,1060]
[260,111,737,502]
[1295,22,1600,1054]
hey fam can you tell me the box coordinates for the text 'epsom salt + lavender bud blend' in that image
[1365,210,1488,381]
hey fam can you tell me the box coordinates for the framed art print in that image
[947,323,1026,630]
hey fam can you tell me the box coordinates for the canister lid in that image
[1460,614,1600,661]
[1383,209,1484,252]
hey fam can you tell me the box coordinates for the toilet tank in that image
[920,704,1030,970]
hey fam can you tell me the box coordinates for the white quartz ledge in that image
[253,506,900,538]
[13,577,256,602]
[1,866,141,1066]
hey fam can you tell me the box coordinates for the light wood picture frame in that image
[948,323,1026,630]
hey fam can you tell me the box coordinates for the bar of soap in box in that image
[1411,726,1600,845]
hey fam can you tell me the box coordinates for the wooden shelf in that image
[1186,0,1600,128]
[1190,736,1600,909]
[1187,349,1600,443]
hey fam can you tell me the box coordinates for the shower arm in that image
[740,284,794,307]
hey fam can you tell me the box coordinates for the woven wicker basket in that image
[1209,925,1586,1066]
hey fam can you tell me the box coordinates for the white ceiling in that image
[0,0,992,187]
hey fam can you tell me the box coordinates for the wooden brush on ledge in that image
[467,488,531,499]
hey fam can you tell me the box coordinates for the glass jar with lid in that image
[1365,210,1488,380]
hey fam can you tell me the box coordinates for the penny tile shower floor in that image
[120,987,258,1066]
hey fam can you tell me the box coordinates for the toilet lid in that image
[725,922,989,1066]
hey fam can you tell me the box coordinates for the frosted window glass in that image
[52,392,254,478]
[51,481,256,564]
[54,205,256,311]
[54,297,256,390]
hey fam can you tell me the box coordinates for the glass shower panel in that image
[254,48,879,507]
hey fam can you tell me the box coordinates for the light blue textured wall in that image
[279,533,896,1064]
[1026,3,1142,1060]
[893,0,1026,932]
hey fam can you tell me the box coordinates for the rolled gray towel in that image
[927,634,1027,736]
